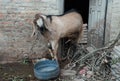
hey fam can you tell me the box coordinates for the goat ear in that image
[36,18,43,27]
[40,15,50,27]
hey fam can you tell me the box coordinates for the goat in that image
[31,10,84,60]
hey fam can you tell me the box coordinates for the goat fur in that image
[32,10,84,60]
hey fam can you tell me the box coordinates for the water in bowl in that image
[36,66,57,73]
[40,66,56,72]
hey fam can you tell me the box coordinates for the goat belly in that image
[60,31,79,39]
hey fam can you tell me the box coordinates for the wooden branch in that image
[73,46,108,64]
[109,31,120,48]
[72,31,120,65]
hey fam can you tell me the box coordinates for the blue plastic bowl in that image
[34,59,60,80]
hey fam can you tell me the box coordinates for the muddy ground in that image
[0,60,70,81]
[1,42,119,81]
[0,62,37,81]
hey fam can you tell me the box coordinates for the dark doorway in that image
[60,0,89,60]
[64,0,89,23]
[59,0,89,60]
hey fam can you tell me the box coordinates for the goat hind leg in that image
[77,27,83,44]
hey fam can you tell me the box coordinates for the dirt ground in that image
[0,60,70,81]
[1,43,119,81]
[0,62,37,81]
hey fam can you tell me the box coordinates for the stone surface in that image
[61,69,77,76]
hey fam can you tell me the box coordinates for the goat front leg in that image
[48,43,54,58]
[50,40,59,60]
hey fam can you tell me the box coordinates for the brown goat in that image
[31,10,84,60]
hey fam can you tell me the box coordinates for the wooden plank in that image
[80,26,88,44]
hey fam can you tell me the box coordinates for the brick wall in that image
[0,0,62,63]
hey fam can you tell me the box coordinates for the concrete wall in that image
[0,0,63,63]
[110,0,120,41]
[105,0,120,44]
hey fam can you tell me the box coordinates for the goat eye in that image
[37,25,40,28]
